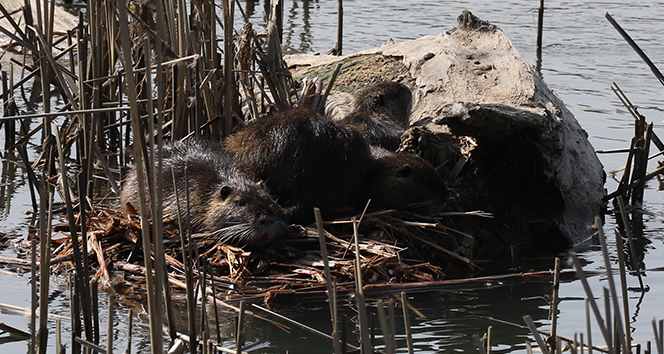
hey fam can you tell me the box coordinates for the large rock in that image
[285,11,605,258]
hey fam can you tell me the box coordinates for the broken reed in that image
[0,0,312,351]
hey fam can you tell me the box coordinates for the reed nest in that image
[44,204,478,303]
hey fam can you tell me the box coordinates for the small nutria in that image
[358,147,450,213]
[353,81,413,128]
[120,138,288,247]
[338,110,405,151]
[224,108,372,224]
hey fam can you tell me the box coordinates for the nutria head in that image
[121,138,289,247]
[200,177,289,247]
[353,81,413,128]
[359,148,450,213]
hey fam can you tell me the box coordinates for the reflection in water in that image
[247,281,555,353]
[244,0,257,18]
[285,0,318,53]
[0,150,19,219]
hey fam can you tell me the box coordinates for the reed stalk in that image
[535,0,544,72]
[70,272,81,354]
[54,123,93,342]
[551,257,561,350]
[586,299,593,354]
[56,318,63,354]
[652,318,662,354]
[75,337,108,353]
[387,299,397,351]
[614,226,632,352]
[116,0,163,350]
[597,217,628,353]
[236,301,246,354]
[571,252,613,354]
[126,309,133,354]
[30,238,37,354]
[38,167,54,354]
[606,13,664,87]
[376,302,394,354]
[107,293,115,354]
[523,315,550,354]
[616,195,645,290]
[473,334,488,354]
[353,217,371,354]
[173,166,197,354]
[314,207,341,354]
[400,292,414,354]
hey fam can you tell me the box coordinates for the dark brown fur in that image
[353,81,413,128]
[224,108,372,224]
[358,147,450,213]
[120,139,288,246]
[338,110,405,151]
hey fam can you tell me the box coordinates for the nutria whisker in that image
[403,200,449,214]
[207,219,291,247]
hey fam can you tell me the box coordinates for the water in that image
[2,0,664,352]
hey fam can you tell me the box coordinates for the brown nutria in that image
[224,108,372,224]
[358,147,450,213]
[337,110,405,151]
[120,138,288,247]
[353,81,413,128]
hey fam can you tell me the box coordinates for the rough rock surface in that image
[285,11,605,258]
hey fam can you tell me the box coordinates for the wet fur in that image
[120,139,288,246]
[338,110,405,151]
[353,81,413,128]
[359,147,450,213]
[225,108,372,223]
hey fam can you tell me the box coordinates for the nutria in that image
[224,108,372,224]
[352,81,413,128]
[120,138,288,247]
[337,110,405,151]
[358,147,450,213]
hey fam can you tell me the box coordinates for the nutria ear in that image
[396,164,412,177]
[219,185,233,200]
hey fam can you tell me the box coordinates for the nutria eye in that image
[397,164,412,178]
[219,185,232,200]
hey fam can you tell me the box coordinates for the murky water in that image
[2,0,664,352]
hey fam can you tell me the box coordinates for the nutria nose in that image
[258,215,274,226]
